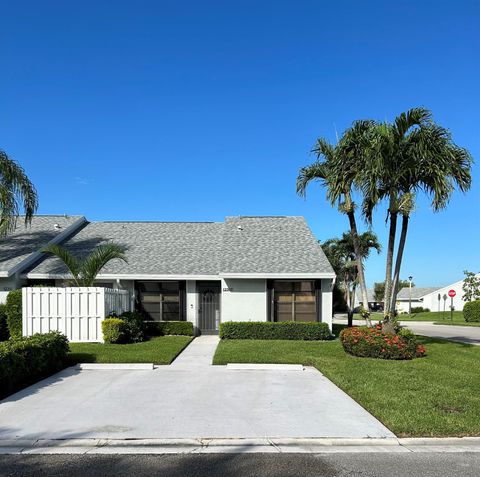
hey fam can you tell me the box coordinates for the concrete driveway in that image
[0,339,393,442]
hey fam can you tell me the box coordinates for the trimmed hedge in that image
[145,320,194,336]
[5,289,22,339]
[119,311,144,342]
[411,306,430,313]
[340,325,426,360]
[102,318,127,343]
[0,303,9,341]
[219,321,332,340]
[0,331,69,399]
[464,300,480,322]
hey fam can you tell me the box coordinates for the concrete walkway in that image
[171,335,219,368]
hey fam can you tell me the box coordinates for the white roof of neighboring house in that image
[396,287,443,301]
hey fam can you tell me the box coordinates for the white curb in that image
[75,363,154,370]
[226,363,304,371]
[2,437,480,454]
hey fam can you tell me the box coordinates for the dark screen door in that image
[197,282,221,333]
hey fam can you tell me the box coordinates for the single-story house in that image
[0,215,336,333]
[396,277,478,313]
[354,288,384,311]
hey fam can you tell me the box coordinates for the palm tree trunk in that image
[383,196,398,318]
[345,209,370,318]
[344,283,353,327]
[389,214,409,313]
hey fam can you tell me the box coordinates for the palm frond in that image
[42,244,82,285]
[80,243,128,286]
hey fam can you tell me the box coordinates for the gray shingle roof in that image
[221,216,334,275]
[25,216,334,277]
[397,287,442,300]
[0,215,84,275]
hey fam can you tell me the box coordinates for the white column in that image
[321,278,333,330]
[186,280,198,334]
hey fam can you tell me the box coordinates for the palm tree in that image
[297,121,376,318]
[361,108,472,316]
[322,231,381,326]
[42,243,128,286]
[0,150,38,237]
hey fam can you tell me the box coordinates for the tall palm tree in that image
[322,231,381,326]
[361,108,472,316]
[297,121,376,317]
[42,243,128,286]
[0,150,38,236]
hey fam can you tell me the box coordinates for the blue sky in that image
[1,1,479,287]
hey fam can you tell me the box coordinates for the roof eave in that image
[6,216,87,277]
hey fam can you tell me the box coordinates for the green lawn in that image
[68,336,193,364]
[354,310,480,326]
[213,338,480,437]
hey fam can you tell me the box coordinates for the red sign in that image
[448,289,456,298]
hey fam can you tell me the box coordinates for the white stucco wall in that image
[321,278,333,330]
[0,277,18,304]
[221,278,267,322]
[186,280,198,333]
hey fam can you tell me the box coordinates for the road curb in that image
[1,437,480,454]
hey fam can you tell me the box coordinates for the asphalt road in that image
[0,453,479,477]
[333,315,480,345]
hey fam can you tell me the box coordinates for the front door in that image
[197,282,221,334]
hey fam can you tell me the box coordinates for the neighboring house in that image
[396,277,479,313]
[0,215,87,302]
[354,288,384,311]
[395,287,441,313]
[0,215,336,333]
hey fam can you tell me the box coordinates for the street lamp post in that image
[408,276,413,316]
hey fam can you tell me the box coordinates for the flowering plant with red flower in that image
[340,326,426,360]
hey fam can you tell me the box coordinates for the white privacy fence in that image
[22,287,130,342]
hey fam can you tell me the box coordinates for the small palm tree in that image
[0,150,38,237]
[42,243,128,287]
[322,231,381,326]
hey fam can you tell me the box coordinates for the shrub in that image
[102,318,127,343]
[5,289,22,339]
[144,320,194,336]
[0,331,69,399]
[411,306,430,313]
[119,311,144,342]
[340,325,425,360]
[0,303,9,341]
[219,321,332,340]
[464,300,480,322]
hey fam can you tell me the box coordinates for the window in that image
[136,281,185,321]
[273,281,316,322]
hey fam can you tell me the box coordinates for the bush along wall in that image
[0,303,9,341]
[102,318,127,344]
[0,331,69,399]
[219,321,332,340]
[464,300,480,323]
[5,289,22,339]
[340,325,426,360]
[144,321,194,337]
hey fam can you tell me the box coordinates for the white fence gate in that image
[22,287,130,342]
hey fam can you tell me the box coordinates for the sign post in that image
[442,294,447,320]
[448,289,456,321]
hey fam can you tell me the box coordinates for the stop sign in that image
[448,289,456,298]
